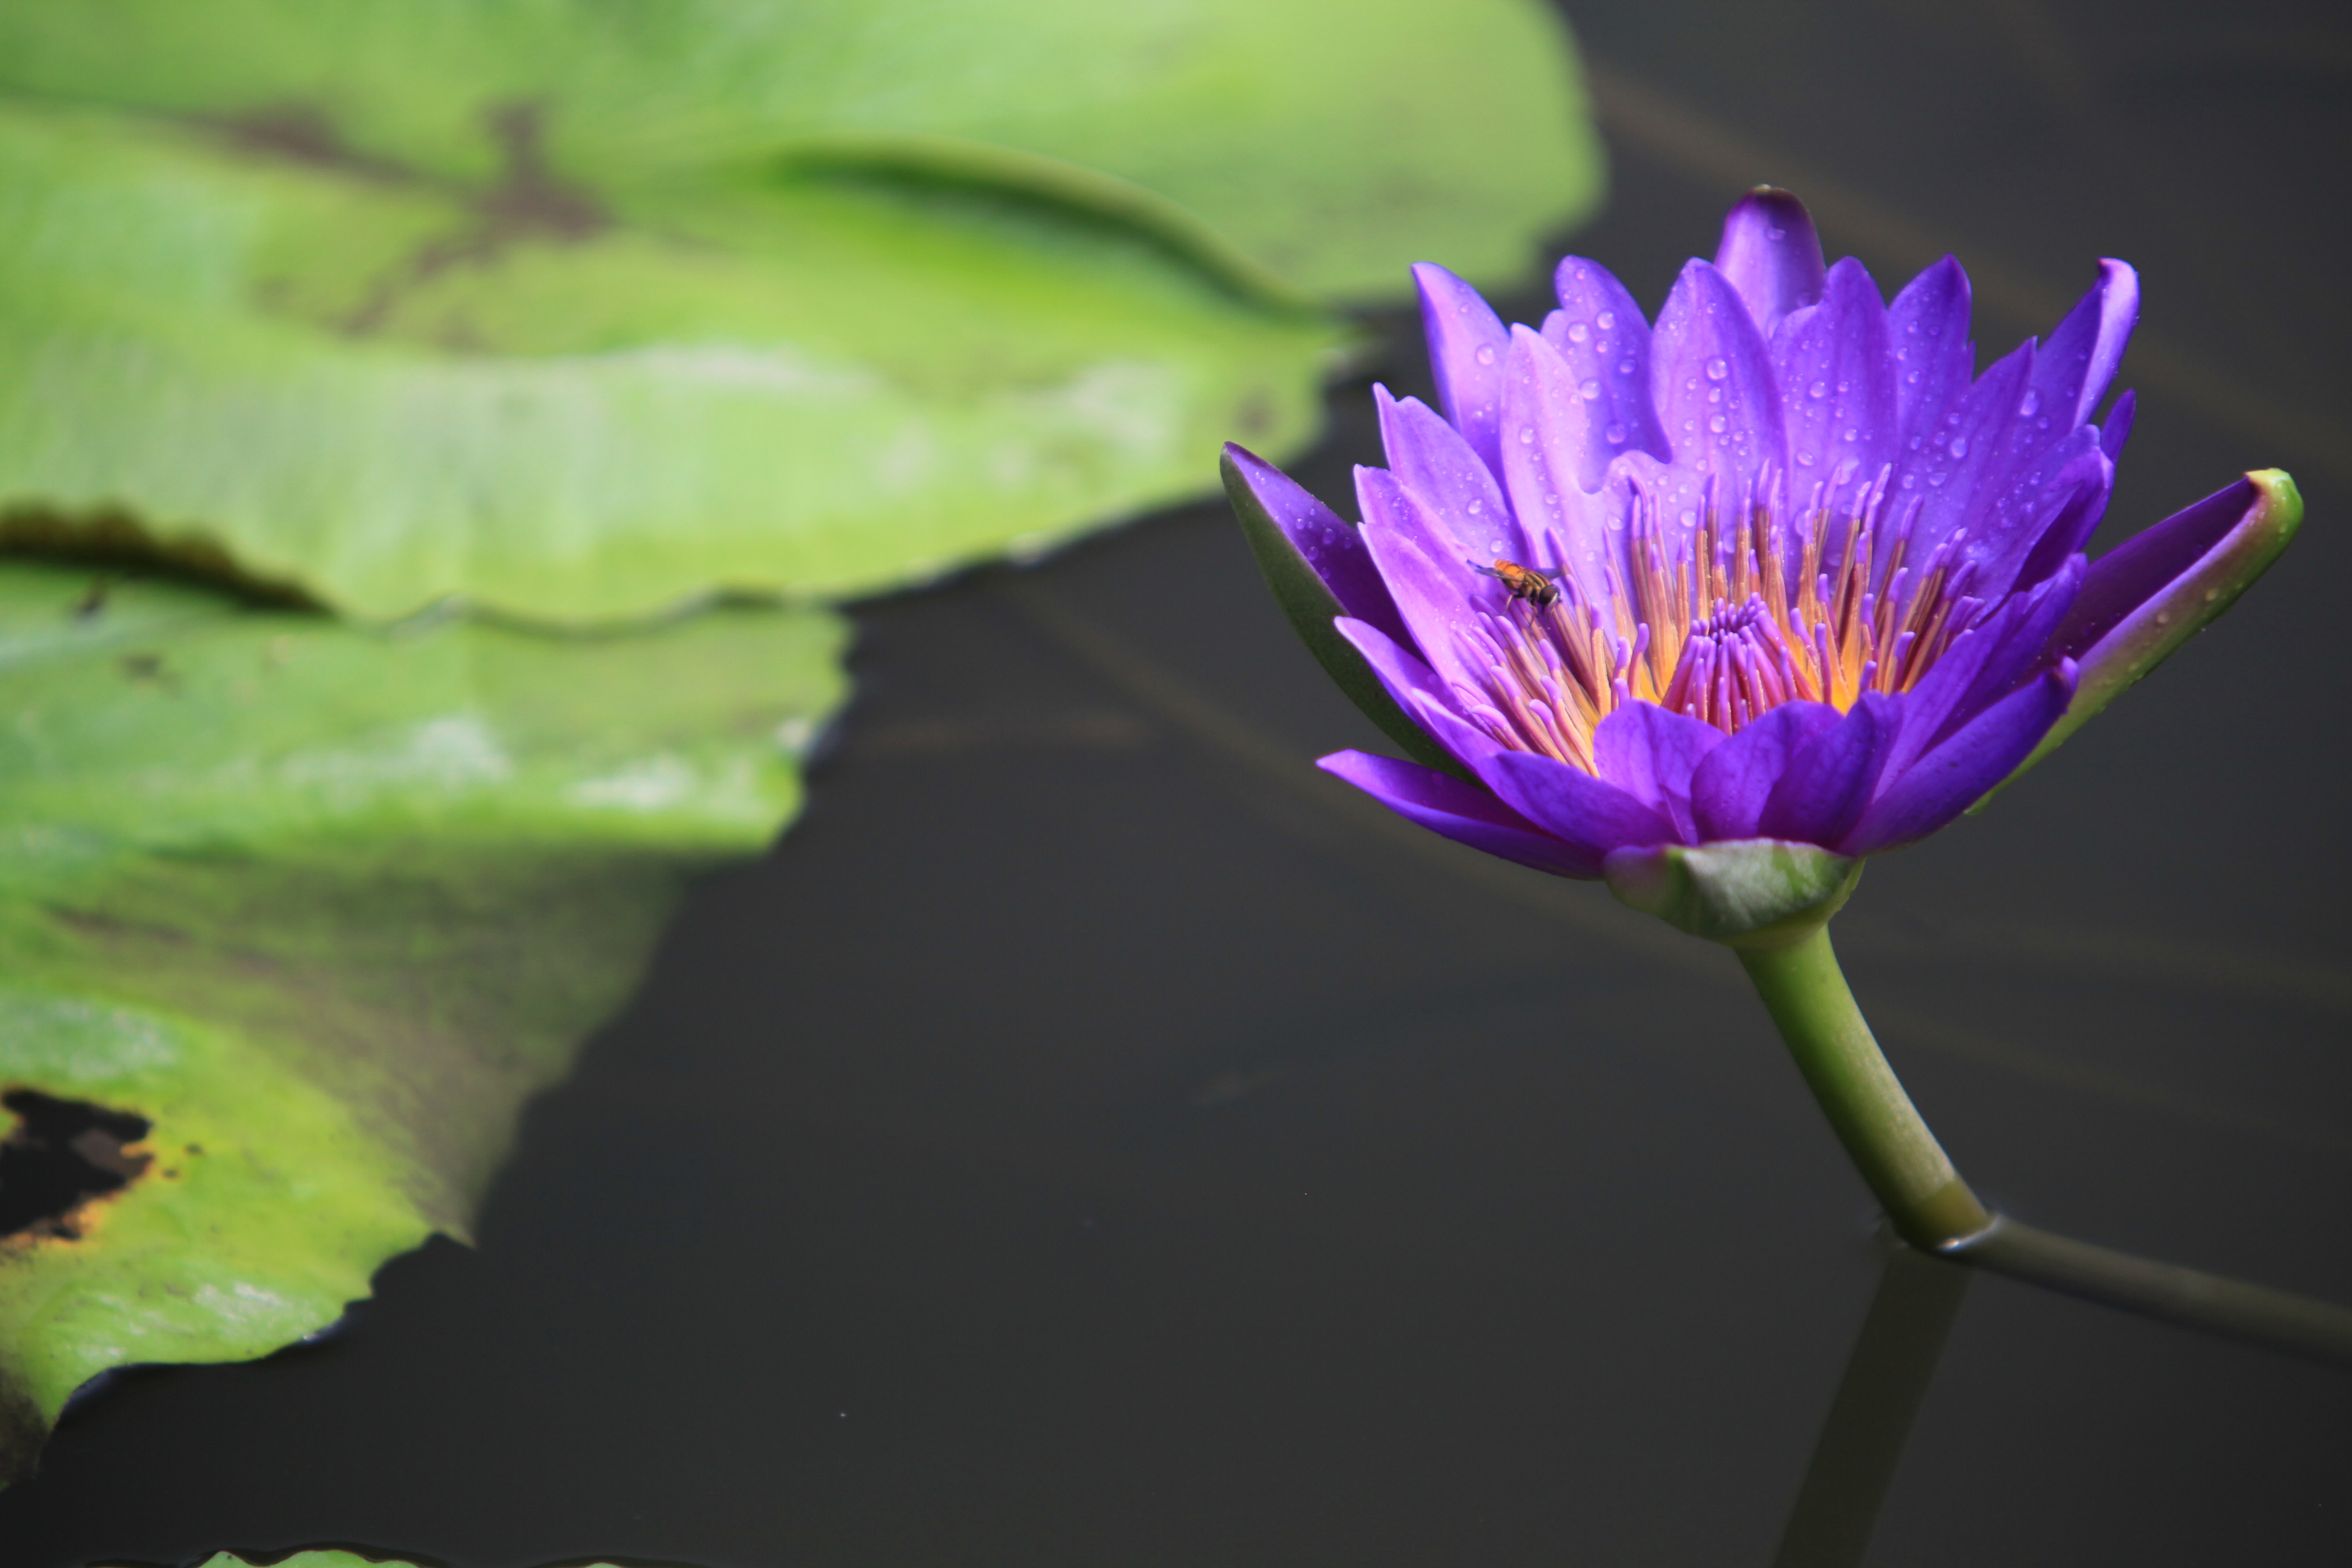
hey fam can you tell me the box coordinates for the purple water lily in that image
[1226,187,2297,892]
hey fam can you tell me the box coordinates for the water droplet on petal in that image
[1474,345,1496,365]
[1604,422,1627,445]
[1619,359,1637,376]
[1842,428,1859,442]
[1949,435,1969,458]
[1488,538,1505,553]
[1905,370,1921,386]
[1708,413,1728,434]
[1808,380,1828,399]
[1467,499,1482,514]
[1796,452,1816,466]
[2019,389,2041,417]
[1705,357,1729,380]
[1707,386,1723,405]
[1927,473,1946,487]
[1580,379,1601,400]
[1567,322,1590,343]
[1901,473,1918,489]
[1597,310,1616,329]
[1520,425,1536,443]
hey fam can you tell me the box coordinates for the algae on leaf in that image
[0,564,847,1480]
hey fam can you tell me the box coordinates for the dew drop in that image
[1836,380,1850,395]
[1948,435,1969,458]
[1619,359,1637,376]
[1708,386,1724,405]
[1705,357,1729,380]
[1708,413,1728,434]
[1580,379,1601,400]
[1842,428,1859,442]
[1567,322,1590,343]
[2037,417,2050,431]
[1905,370,1921,386]
[2154,610,2171,625]
[1597,310,1616,329]
[1606,511,1626,530]
[1604,422,1627,445]
[1474,345,1496,365]
[1520,425,1536,443]
[1927,473,1946,487]
[2019,389,2041,417]
[1680,510,1698,528]
[1467,499,1482,514]
[1809,380,1829,399]
[1686,378,1701,393]
[1901,473,1918,489]
[1796,451,1816,467]
[1766,225,1786,241]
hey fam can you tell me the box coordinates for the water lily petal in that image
[1593,701,1724,841]
[1652,259,1788,508]
[2100,388,2136,461]
[1712,186,1826,340]
[1774,257,1899,533]
[1414,262,1511,483]
[1320,751,1601,879]
[1845,663,2075,853]
[2004,435,2114,593]
[1757,694,1897,847]
[1356,466,1508,694]
[1375,386,1531,563]
[1882,555,2083,777]
[1334,616,1505,768]
[2033,259,2139,429]
[2018,470,2301,775]
[1889,255,1975,451]
[1222,443,1408,644]
[1546,255,1672,486]
[1895,337,2035,560]
[1483,749,1676,856]
[1500,325,1620,610]
[1690,700,1843,840]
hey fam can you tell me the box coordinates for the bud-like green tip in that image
[1603,839,1863,948]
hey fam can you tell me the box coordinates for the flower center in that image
[1457,477,1982,772]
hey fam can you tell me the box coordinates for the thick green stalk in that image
[1737,925,1991,1249]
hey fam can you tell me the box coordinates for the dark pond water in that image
[5,0,2349,1562]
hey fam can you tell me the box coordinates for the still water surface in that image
[4,0,2348,1562]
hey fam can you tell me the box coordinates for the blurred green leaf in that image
[0,0,1602,299]
[0,564,846,1480]
[0,0,1602,621]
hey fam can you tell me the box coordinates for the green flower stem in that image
[1737,925,1992,1250]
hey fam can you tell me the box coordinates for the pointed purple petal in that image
[1482,750,1677,858]
[1546,255,1673,483]
[1757,695,1897,847]
[1499,325,1627,614]
[1414,263,1511,483]
[1375,386,1531,564]
[2006,438,2114,592]
[1592,701,1723,842]
[1334,617,1506,768]
[2032,259,2139,429]
[1894,337,2034,561]
[1320,751,1602,880]
[1880,555,2083,779]
[1652,259,1788,503]
[1844,664,2075,854]
[1690,701,1842,840]
[2100,388,2136,461]
[2023,471,2301,771]
[1355,466,1507,695]
[1889,256,1975,451]
[1712,187,1826,340]
[1773,257,1899,529]
[1223,443,1409,646]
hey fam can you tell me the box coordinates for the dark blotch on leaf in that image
[0,1090,153,1240]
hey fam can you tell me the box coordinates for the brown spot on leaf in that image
[0,1090,153,1241]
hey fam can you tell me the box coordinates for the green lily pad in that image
[0,562,848,1482]
[0,0,1601,622]
[0,0,1602,300]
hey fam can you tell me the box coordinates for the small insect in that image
[1467,557,1565,607]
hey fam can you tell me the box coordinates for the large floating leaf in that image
[0,0,1601,622]
[0,563,847,1480]
[0,0,1602,300]
[0,95,1340,621]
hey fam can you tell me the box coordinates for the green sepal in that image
[1220,450,1472,780]
[2001,468,2301,789]
[1602,839,1863,949]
